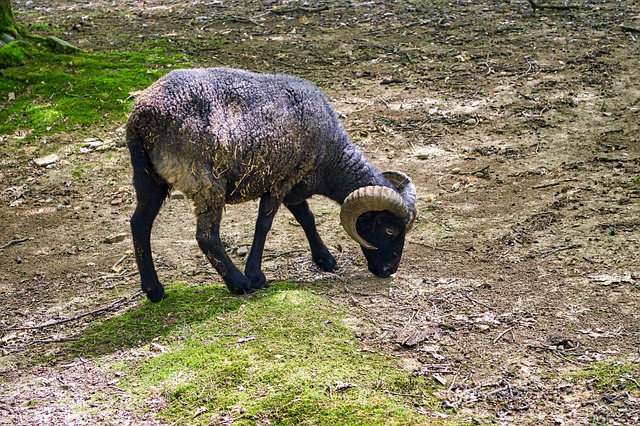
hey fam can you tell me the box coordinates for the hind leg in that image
[195,208,254,295]
[130,172,169,302]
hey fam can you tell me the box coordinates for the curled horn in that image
[340,185,408,250]
[382,170,417,229]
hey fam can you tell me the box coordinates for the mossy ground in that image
[72,282,453,425]
[0,47,185,151]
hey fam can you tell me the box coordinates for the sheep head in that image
[340,171,417,277]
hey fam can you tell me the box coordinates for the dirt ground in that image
[1,0,639,424]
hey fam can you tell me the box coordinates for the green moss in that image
[0,39,35,67]
[72,282,456,425]
[574,362,640,392]
[0,48,184,148]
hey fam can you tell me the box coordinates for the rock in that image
[103,233,128,244]
[45,36,80,54]
[236,246,248,257]
[33,154,59,167]
[0,33,15,44]
[170,191,186,200]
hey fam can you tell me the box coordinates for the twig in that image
[1,237,32,249]
[226,15,264,27]
[459,165,490,176]
[553,349,585,366]
[527,0,582,10]
[274,59,323,71]
[465,292,493,310]
[111,255,128,271]
[383,390,425,399]
[408,240,471,254]
[0,291,143,332]
[270,5,329,15]
[532,178,577,189]
[263,249,306,259]
[540,244,581,257]
[493,327,514,344]
[619,25,640,33]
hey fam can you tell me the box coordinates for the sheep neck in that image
[320,143,389,204]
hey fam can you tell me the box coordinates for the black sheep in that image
[126,68,417,302]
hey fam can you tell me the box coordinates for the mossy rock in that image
[0,39,36,68]
[43,36,80,54]
[0,35,79,68]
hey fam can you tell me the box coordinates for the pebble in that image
[33,154,59,167]
[103,233,128,244]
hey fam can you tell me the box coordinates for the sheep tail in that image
[126,124,170,199]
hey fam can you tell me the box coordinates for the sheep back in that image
[127,68,347,210]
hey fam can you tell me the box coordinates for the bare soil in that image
[1,1,639,424]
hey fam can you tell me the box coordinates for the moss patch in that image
[72,282,454,425]
[0,48,185,149]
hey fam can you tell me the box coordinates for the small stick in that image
[111,255,128,271]
[493,327,514,344]
[408,240,470,254]
[527,0,581,10]
[619,25,640,33]
[459,165,490,176]
[1,237,32,249]
[465,292,493,310]
[532,178,577,189]
[540,244,581,257]
[553,349,585,366]
[263,249,306,259]
[270,5,329,15]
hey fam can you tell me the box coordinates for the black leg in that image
[245,193,280,288]
[130,174,169,302]
[285,200,336,272]
[196,210,254,295]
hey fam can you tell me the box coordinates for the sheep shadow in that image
[68,281,298,358]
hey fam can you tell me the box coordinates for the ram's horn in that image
[340,186,408,250]
[383,170,417,228]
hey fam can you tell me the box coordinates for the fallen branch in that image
[263,249,306,259]
[493,327,515,344]
[532,178,577,189]
[1,237,33,249]
[465,292,493,310]
[459,165,490,176]
[225,15,264,27]
[408,240,472,254]
[540,244,581,257]
[527,0,582,10]
[619,25,640,33]
[270,5,329,15]
[0,291,143,332]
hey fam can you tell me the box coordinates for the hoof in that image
[313,252,337,272]
[244,268,269,291]
[145,287,167,303]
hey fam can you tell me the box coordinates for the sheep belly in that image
[150,136,313,206]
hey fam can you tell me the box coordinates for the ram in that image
[126,68,417,302]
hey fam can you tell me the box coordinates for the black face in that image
[356,211,407,278]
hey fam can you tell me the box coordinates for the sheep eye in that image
[384,227,397,237]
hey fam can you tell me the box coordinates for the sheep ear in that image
[382,170,417,228]
[340,186,407,250]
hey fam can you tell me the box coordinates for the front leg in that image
[285,200,336,272]
[196,210,253,295]
[245,193,280,288]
